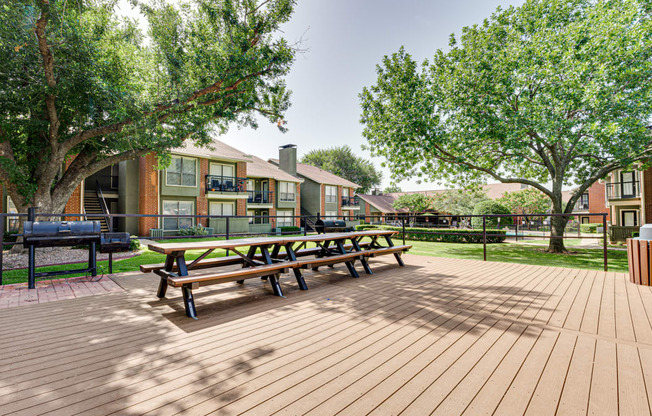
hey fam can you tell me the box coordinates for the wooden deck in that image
[0,255,651,415]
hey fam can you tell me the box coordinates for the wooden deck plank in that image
[0,256,649,416]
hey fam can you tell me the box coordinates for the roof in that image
[172,139,253,163]
[481,182,528,199]
[357,194,406,214]
[246,155,303,183]
[269,159,359,188]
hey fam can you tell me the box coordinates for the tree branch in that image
[35,2,60,149]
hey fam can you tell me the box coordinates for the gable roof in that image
[268,159,359,188]
[357,194,406,214]
[247,155,303,183]
[172,139,253,163]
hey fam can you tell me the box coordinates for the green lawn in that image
[0,238,627,285]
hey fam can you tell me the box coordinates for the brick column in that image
[63,155,83,220]
[138,153,159,236]
[320,185,325,217]
[197,159,209,226]
[268,179,277,218]
[337,186,343,217]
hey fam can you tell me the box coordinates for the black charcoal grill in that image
[315,219,351,234]
[23,208,131,289]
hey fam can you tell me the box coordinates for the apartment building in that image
[269,145,359,219]
[1,139,305,236]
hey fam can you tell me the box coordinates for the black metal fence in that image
[0,210,610,285]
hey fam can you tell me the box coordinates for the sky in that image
[120,0,526,191]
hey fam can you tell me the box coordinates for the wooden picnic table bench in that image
[146,230,411,319]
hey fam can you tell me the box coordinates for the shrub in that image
[279,226,300,233]
[379,225,507,243]
[355,224,380,230]
[129,238,141,252]
[471,201,513,229]
[3,231,17,251]
[580,223,601,234]
[178,225,209,236]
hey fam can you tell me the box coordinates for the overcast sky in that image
[121,0,526,191]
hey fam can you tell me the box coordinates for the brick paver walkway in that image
[0,276,123,309]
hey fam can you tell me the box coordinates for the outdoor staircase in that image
[301,207,317,232]
[83,191,109,232]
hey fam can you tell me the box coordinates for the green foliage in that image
[580,223,601,234]
[178,224,209,236]
[300,146,381,193]
[355,224,380,230]
[0,0,297,212]
[3,231,17,251]
[497,188,550,218]
[392,193,431,214]
[129,238,141,252]
[383,184,402,193]
[379,225,507,243]
[430,188,489,215]
[471,201,514,229]
[279,226,300,232]
[360,0,652,247]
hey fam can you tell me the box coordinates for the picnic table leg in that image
[156,254,175,298]
[238,246,258,284]
[285,243,308,290]
[351,238,373,275]
[336,240,359,278]
[384,235,405,266]
[261,245,285,297]
[181,284,198,319]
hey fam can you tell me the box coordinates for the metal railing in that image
[606,181,640,199]
[204,175,247,193]
[341,196,359,206]
[0,210,611,286]
[247,190,273,204]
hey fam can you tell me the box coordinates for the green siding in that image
[208,217,249,234]
[159,171,199,197]
[300,178,321,215]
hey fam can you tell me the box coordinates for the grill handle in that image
[58,222,72,233]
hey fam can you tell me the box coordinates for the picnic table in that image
[144,230,411,319]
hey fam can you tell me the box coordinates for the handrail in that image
[95,180,112,231]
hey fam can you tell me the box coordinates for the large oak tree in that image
[0,0,295,215]
[360,0,652,252]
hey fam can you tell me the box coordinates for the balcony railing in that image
[279,192,296,202]
[573,202,589,212]
[341,196,360,206]
[205,175,247,193]
[606,181,640,199]
[247,190,274,204]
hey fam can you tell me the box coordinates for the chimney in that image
[278,144,297,176]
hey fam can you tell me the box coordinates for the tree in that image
[471,201,513,229]
[0,0,295,217]
[430,188,489,215]
[498,188,551,224]
[359,0,652,252]
[383,184,402,193]
[392,193,431,215]
[301,146,382,193]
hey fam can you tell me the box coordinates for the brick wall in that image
[644,168,652,223]
[236,162,247,216]
[197,159,209,227]
[63,156,82,220]
[337,186,343,217]
[138,153,159,236]
[587,181,610,222]
[295,182,301,227]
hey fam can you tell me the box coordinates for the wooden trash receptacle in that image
[627,238,651,286]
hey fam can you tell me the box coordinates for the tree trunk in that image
[7,190,68,254]
[547,214,569,253]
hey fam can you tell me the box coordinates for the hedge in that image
[355,224,380,230]
[377,225,507,243]
[279,226,301,232]
[580,223,601,233]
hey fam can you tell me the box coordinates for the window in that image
[279,182,295,201]
[166,156,197,187]
[277,210,293,226]
[210,163,235,177]
[325,210,338,219]
[325,185,337,203]
[209,201,234,216]
[576,193,589,210]
[342,188,349,197]
[622,210,638,227]
[162,200,194,230]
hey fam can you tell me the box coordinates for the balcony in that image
[341,196,360,209]
[573,202,589,212]
[606,181,640,200]
[247,190,274,204]
[205,175,247,193]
